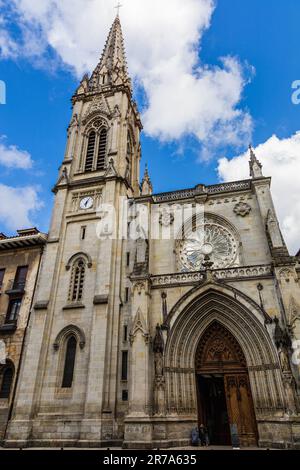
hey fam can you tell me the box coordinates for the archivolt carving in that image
[195,322,246,369]
[165,281,272,327]
[53,325,86,351]
[163,285,285,416]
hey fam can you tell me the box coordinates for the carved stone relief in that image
[234,202,251,217]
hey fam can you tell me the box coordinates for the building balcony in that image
[5,279,26,296]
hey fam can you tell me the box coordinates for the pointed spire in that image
[249,144,263,178]
[89,15,131,92]
[141,164,153,195]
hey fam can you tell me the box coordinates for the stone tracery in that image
[177,215,240,271]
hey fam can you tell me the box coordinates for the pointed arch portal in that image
[195,322,258,446]
[164,284,285,448]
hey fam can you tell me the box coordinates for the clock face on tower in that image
[80,196,94,210]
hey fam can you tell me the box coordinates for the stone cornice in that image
[132,179,257,205]
[52,174,133,193]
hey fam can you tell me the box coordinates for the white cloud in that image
[218,132,300,255]
[0,137,33,169]
[2,0,253,154]
[0,184,43,231]
[0,13,18,58]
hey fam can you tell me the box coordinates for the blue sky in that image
[0,0,299,252]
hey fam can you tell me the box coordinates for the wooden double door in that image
[195,323,258,447]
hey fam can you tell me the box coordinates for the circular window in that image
[177,221,239,271]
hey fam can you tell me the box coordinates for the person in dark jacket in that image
[199,424,209,446]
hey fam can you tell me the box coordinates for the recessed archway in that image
[163,283,285,447]
[195,321,258,446]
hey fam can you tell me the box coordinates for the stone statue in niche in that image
[161,292,168,324]
[278,345,290,372]
[153,324,166,415]
[153,324,164,377]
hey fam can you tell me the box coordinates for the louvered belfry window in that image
[97,128,107,170]
[70,259,85,302]
[62,336,77,388]
[85,130,96,171]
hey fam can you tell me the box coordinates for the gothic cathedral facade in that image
[5,16,300,448]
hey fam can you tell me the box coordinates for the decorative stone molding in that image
[133,281,146,295]
[53,325,86,351]
[278,268,296,281]
[152,272,204,288]
[214,265,272,280]
[62,303,85,310]
[105,158,117,177]
[66,252,93,270]
[93,295,109,305]
[151,264,272,288]
[233,202,251,217]
[34,300,49,310]
[152,180,251,203]
[287,296,300,329]
[82,96,111,124]
[129,308,149,345]
[208,195,253,207]
[248,364,280,372]
[159,208,174,227]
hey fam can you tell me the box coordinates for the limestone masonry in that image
[1,15,300,449]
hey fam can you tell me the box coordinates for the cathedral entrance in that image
[195,322,258,447]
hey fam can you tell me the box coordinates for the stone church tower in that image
[5,16,300,449]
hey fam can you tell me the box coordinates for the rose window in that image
[177,222,238,271]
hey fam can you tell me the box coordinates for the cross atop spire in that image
[114,2,123,16]
[89,14,131,92]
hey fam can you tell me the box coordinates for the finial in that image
[141,163,153,196]
[115,2,123,16]
[248,144,263,178]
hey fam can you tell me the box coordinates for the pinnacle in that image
[248,144,263,178]
[89,14,131,91]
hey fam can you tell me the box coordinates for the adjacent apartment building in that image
[0,228,47,441]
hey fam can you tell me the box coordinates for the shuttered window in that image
[97,128,107,170]
[85,131,96,172]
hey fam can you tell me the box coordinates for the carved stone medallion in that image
[234,202,251,217]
